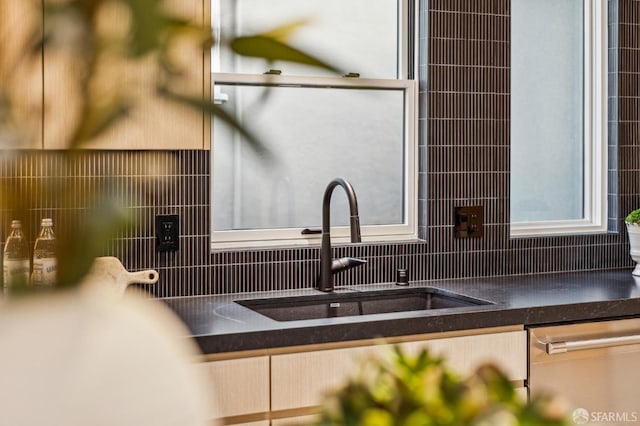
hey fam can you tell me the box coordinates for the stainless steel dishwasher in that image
[529,318,640,424]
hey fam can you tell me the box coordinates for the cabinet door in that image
[0,0,42,149]
[271,345,370,412]
[271,330,526,412]
[43,0,206,150]
[198,356,270,420]
[402,330,527,380]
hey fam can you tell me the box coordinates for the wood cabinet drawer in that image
[401,330,527,380]
[199,356,270,419]
[271,330,526,411]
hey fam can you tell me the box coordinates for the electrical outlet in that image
[156,214,179,252]
[454,206,484,238]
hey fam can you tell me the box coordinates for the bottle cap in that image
[41,218,53,227]
[11,220,21,228]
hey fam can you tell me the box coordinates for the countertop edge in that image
[164,269,640,354]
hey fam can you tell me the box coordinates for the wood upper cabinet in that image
[0,0,43,149]
[42,0,209,150]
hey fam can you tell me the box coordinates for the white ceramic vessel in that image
[626,222,640,276]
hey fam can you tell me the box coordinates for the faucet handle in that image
[301,228,321,235]
[331,257,367,274]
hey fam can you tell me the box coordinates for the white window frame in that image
[210,74,418,250]
[510,0,608,237]
[210,0,419,250]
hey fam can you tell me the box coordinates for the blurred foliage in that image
[0,0,340,293]
[38,0,338,150]
[313,346,568,426]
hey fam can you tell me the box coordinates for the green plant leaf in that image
[158,88,273,162]
[625,208,640,224]
[311,345,569,426]
[71,100,131,148]
[56,189,133,288]
[230,35,341,74]
[119,0,167,57]
[261,20,310,41]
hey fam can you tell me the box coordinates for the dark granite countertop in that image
[163,268,640,354]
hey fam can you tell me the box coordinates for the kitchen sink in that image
[235,287,493,322]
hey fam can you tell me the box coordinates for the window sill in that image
[211,234,421,252]
[510,220,608,238]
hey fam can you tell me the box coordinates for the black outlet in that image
[156,214,179,252]
[454,206,484,238]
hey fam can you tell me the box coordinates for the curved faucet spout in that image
[317,177,364,292]
[322,177,361,243]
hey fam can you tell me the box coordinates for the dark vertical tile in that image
[0,0,636,296]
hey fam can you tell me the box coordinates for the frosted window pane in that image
[511,0,584,222]
[213,85,405,231]
[213,0,399,79]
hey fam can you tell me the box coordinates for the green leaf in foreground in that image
[231,35,341,74]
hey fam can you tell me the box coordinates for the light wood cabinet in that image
[201,326,527,426]
[0,0,43,149]
[198,356,270,421]
[402,330,527,379]
[270,345,369,412]
[229,422,269,426]
[36,0,208,150]
[270,415,318,426]
[271,329,526,412]
[6,0,209,150]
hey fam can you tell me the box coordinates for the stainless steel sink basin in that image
[235,287,493,322]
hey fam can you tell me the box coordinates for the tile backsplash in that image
[1,0,639,298]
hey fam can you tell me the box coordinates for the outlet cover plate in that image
[454,206,484,238]
[156,214,179,252]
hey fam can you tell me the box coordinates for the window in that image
[211,0,417,249]
[510,0,607,237]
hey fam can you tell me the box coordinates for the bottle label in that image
[3,259,30,289]
[32,258,57,287]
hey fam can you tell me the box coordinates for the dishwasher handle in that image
[546,334,640,354]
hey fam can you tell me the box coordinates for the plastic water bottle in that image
[3,220,30,293]
[31,218,57,288]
